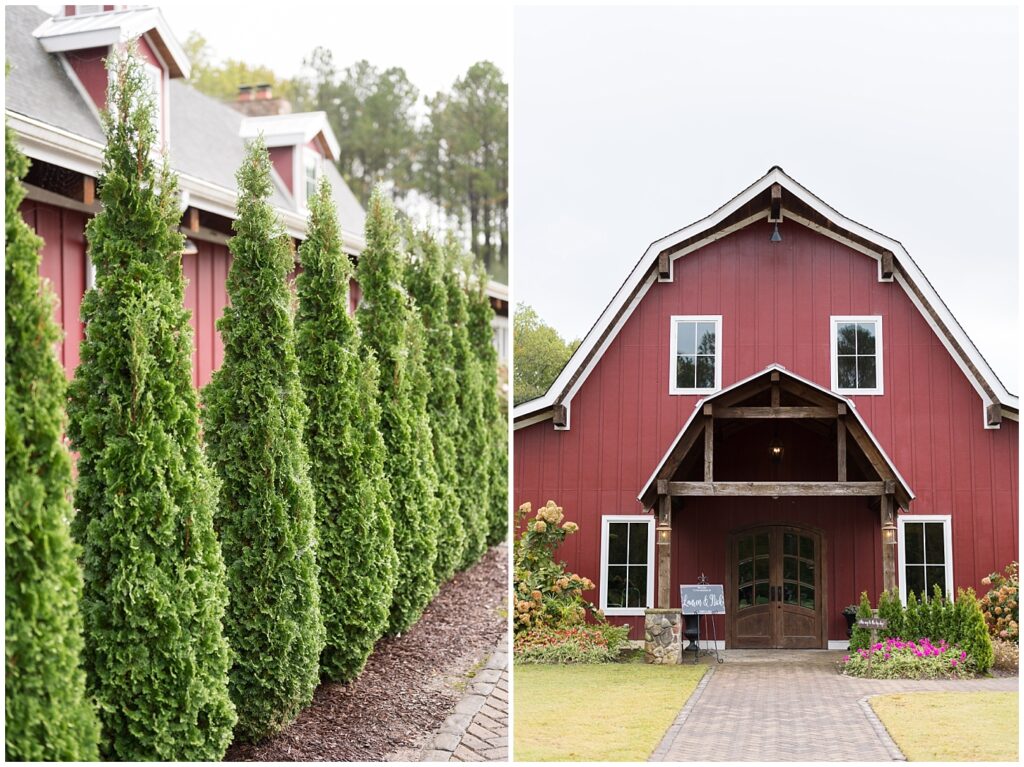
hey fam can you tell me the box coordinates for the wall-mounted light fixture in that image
[769,434,784,463]
[882,519,898,546]
[770,223,782,243]
[656,523,671,545]
[182,237,199,256]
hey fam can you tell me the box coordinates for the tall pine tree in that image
[468,262,508,545]
[5,115,100,762]
[405,230,466,582]
[296,177,397,682]
[357,189,440,633]
[65,48,235,760]
[444,237,491,567]
[203,137,324,739]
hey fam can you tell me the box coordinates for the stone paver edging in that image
[857,695,906,761]
[649,667,714,761]
[423,634,509,762]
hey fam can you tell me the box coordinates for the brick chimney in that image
[231,83,292,116]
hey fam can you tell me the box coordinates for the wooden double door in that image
[727,524,827,649]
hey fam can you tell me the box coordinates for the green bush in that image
[357,190,440,634]
[953,588,993,674]
[514,625,631,664]
[980,562,1018,644]
[848,592,874,652]
[296,178,397,682]
[5,113,100,761]
[468,261,508,546]
[404,231,466,583]
[877,589,905,641]
[66,48,235,759]
[203,137,324,740]
[444,237,490,568]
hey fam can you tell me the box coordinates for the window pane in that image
[738,585,753,609]
[607,566,627,607]
[676,322,696,355]
[738,536,753,560]
[755,582,770,605]
[905,564,925,599]
[676,356,696,389]
[800,560,814,586]
[801,586,815,611]
[857,355,876,389]
[628,523,649,564]
[783,582,797,605]
[754,557,769,581]
[783,533,797,556]
[627,565,648,608]
[783,556,797,581]
[696,355,715,388]
[856,323,876,355]
[926,566,947,599]
[739,560,753,585]
[800,535,814,561]
[836,323,857,355]
[696,322,716,355]
[755,534,769,556]
[608,523,629,564]
[925,523,945,564]
[837,356,857,388]
[904,522,924,565]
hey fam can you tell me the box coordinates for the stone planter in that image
[644,608,683,664]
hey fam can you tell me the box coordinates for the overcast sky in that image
[514,5,1019,393]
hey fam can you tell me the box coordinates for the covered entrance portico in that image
[638,365,914,659]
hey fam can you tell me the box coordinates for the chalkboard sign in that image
[857,617,888,630]
[680,584,726,614]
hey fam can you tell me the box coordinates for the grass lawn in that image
[514,661,706,761]
[871,692,1018,762]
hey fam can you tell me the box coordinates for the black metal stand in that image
[693,614,723,664]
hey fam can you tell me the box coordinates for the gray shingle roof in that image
[5,5,365,238]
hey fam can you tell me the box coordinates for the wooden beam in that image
[771,380,780,408]
[552,403,567,428]
[716,406,836,419]
[187,206,200,233]
[81,175,95,206]
[663,481,887,497]
[881,494,896,592]
[657,251,670,279]
[704,414,713,483]
[880,250,894,279]
[657,494,671,608]
[769,183,783,223]
[986,403,1002,426]
[837,415,847,482]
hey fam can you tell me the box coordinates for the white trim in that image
[511,167,1017,427]
[669,315,723,395]
[828,640,851,650]
[896,514,954,606]
[830,315,884,396]
[600,515,655,617]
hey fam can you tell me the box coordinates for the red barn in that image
[513,167,1018,654]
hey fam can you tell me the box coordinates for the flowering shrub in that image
[991,638,1019,673]
[841,637,976,679]
[514,625,631,664]
[980,562,1018,644]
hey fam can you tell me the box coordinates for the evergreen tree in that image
[5,115,100,762]
[65,48,235,760]
[296,177,397,681]
[848,592,874,652]
[405,231,466,582]
[203,138,324,739]
[444,237,491,567]
[468,261,508,545]
[357,189,441,633]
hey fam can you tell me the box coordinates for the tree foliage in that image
[5,114,100,762]
[182,32,305,104]
[467,263,507,545]
[358,190,441,633]
[404,230,466,582]
[65,48,235,760]
[445,238,491,567]
[296,177,397,681]
[202,137,323,740]
[513,303,579,405]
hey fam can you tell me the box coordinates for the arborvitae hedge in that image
[468,261,508,545]
[444,237,491,568]
[203,138,324,739]
[405,231,466,583]
[357,190,440,634]
[296,178,397,681]
[65,48,235,760]
[5,116,100,762]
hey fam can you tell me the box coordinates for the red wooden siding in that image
[513,221,1018,640]
[269,146,294,194]
[20,200,87,377]
[181,240,231,390]
[66,46,109,111]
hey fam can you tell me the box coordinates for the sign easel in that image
[679,573,725,664]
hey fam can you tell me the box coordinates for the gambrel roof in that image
[513,166,1018,430]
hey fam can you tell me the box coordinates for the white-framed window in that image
[830,315,883,395]
[599,515,655,616]
[897,515,953,604]
[669,315,722,395]
[304,150,323,204]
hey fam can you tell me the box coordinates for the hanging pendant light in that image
[770,223,782,243]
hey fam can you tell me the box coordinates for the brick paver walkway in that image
[652,652,1017,761]
[423,635,509,762]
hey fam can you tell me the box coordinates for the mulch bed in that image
[226,543,508,762]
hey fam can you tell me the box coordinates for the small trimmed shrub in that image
[841,637,974,679]
[514,625,631,664]
[980,562,1018,644]
[848,592,874,652]
[203,138,324,740]
[877,589,905,641]
[953,588,993,674]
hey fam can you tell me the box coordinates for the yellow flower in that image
[534,520,547,533]
[531,590,543,601]
[562,521,579,533]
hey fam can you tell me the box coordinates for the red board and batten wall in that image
[513,220,1018,640]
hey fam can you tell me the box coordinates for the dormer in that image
[238,112,340,211]
[32,6,190,145]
